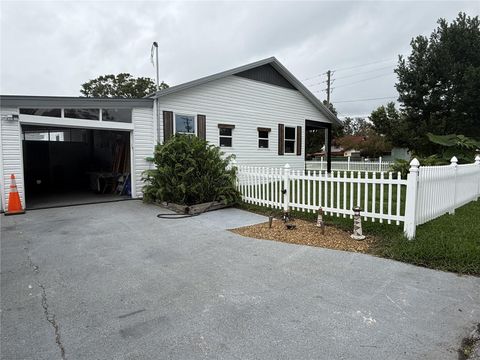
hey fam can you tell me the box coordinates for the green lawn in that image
[238,200,480,275]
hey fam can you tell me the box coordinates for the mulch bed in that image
[230,218,376,253]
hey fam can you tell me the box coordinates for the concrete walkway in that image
[1,200,479,359]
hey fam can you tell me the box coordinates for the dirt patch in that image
[230,218,376,253]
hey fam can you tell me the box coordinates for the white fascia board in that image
[19,115,134,131]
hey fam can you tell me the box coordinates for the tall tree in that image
[80,73,169,98]
[370,102,409,147]
[342,117,373,136]
[394,12,480,155]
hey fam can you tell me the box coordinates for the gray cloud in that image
[1,0,478,117]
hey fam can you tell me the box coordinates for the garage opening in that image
[22,125,132,209]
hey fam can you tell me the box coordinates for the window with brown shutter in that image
[296,125,302,156]
[284,126,296,154]
[278,124,285,155]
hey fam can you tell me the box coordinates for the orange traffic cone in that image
[5,174,25,215]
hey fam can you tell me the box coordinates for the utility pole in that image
[326,70,331,105]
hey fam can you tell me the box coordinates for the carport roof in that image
[0,95,153,108]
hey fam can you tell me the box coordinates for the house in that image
[0,57,340,211]
[308,135,366,159]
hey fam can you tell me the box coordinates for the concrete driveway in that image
[1,201,479,360]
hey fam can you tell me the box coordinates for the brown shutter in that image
[163,111,173,142]
[197,114,206,140]
[296,126,302,156]
[278,124,285,155]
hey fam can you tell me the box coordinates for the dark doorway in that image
[305,120,332,173]
[22,125,131,209]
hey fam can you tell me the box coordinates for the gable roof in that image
[150,57,342,126]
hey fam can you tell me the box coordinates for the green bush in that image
[142,135,240,205]
[390,155,448,178]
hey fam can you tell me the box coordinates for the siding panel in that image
[0,107,24,212]
[132,107,155,198]
[158,75,332,169]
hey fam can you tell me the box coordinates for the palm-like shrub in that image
[142,135,240,205]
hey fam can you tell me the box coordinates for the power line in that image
[331,71,394,90]
[301,58,395,82]
[333,96,397,103]
[332,58,394,72]
[333,65,394,81]
[306,64,394,88]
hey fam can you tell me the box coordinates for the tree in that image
[370,102,409,147]
[394,12,480,155]
[80,73,169,98]
[342,117,372,136]
[357,130,392,158]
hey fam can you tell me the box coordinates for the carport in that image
[22,125,131,208]
[0,96,155,211]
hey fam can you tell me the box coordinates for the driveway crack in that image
[22,241,66,360]
[39,283,66,360]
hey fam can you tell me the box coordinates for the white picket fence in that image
[237,166,407,224]
[413,158,480,226]
[306,157,393,172]
[236,155,480,239]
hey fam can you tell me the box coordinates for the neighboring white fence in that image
[306,157,393,172]
[236,155,480,240]
[405,156,480,234]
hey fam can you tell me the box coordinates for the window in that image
[284,126,296,153]
[258,128,270,148]
[219,127,233,147]
[22,128,87,143]
[102,109,132,123]
[20,108,61,117]
[64,108,100,120]
[175,114,195,134]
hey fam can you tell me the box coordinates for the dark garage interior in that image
[22,125,131,209]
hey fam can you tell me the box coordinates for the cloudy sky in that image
[1,1,478,117]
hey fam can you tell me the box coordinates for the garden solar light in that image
[351,206,366,240]
[316,207,325,235]
[282,207,291,223]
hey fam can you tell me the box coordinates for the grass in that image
[237,200,480,275]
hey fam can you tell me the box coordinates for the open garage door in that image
[22,125,132,209]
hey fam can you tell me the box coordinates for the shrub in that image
[390,155,449,178]
[142,135,240,205]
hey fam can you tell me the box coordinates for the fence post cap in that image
[409,158,420,167]
[284,163,291,169]
[450,156,458,164]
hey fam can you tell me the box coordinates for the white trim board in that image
[19,115,134,131]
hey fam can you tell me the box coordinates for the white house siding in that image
[158,75,332,170]
[132,107,155,198]
[0,107,24,212]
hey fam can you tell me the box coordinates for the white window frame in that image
[258,129,270,149]
[284,126,296,154]
[174,113,197,135]
[219,127,233,147]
